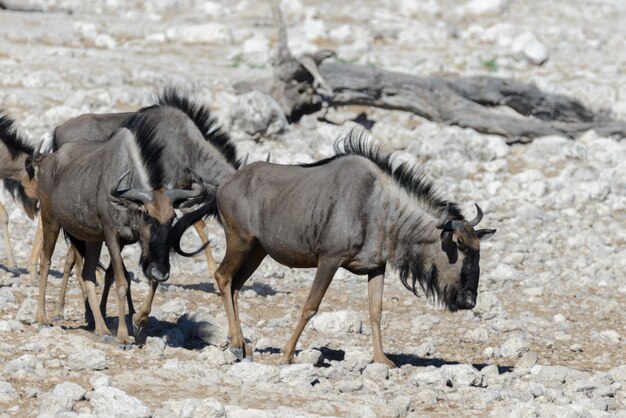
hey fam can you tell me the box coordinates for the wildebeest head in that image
[110,169,206,283]
[434,203,496,311]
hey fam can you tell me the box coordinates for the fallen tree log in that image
[236,3,626,143]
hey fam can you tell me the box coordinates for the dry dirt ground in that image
[0,1,625,417]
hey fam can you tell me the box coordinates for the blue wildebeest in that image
[172,129,496,366]
[42,89,239,334]
[24,112,208,344]
[0,113,41,275]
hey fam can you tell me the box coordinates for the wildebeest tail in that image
[169,190,218,257]
[2,178,38,219]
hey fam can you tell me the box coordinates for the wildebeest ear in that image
[476,229,496,241]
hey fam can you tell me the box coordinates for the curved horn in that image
[468,203,483,227]
[242,153,249,166]
[266,152,271,163]
[111,169,153,203]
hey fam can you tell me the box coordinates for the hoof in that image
[374,357,397,369]
[9,267,21,277]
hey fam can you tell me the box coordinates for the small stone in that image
[511,31,549,64]
[500,334,530,358]
[280,364,318,386]
[310,310,363,334]
[154,397,225,418]
[363,363,389,380]
[145,337,166,356]
[226,91,287,141]
[16,298,37,324]
[91,387,151,418]
[166,23,233,44]
[441,364,482,387]
[4,354,37,374]
[89,372,111,389]
[227,362,280,384]
[177,309,228,346]
[411,368,445,387]
[462,0,507,16]
[39,382,86,415]
[296,348,324,366]
[515,351,538,370]
[198,346,237,367]
[0,381,18,403]
[68,348,107,371]
[608,365,626,382]
[336,379,363,393]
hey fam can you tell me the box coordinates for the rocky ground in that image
[0,0,625,417]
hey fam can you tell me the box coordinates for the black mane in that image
[334,128,464,220]
[121,113,166,189]
[0,113,35,159]
[2,178,38,219]
[155,88,240,169]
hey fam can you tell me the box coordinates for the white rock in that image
[310,310,362,334]
[441,364,482,387]
[227,362,280,384]
[39,382,86,415]
[280,364,318,386]
[363,363,389,380]
[16,297,37,324]
[145,336,166,356]
[158,297,188,319]
[226,91,287,141]
[4,353,38,373]
[89,372,111,389]
[94,33,116,49]
[411,368,445,387]
[515,351,538,370]
[0,381,18,402]
[68,348,107,371]
[0,320,12,333]
[296,348,324,366]
[500,334,530,358]
[511,31,549,64]
[154,397,225,418]
[91,387,151,418]
[198,346,237,367]
[608,365,626,382]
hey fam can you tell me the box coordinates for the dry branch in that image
[237,3,626,143]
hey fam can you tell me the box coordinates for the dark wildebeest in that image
[0,113,41,275]
[172,129,496,366]
[44,90,239,332]
[24,111,208,344]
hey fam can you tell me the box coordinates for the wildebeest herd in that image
[0,88,495,367]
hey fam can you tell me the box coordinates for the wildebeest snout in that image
[457,290,476,310]
[149,263,170,283]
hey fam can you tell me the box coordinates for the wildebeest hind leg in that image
[193,220,218,278]
[52,246,76,322]
[231,242,267,357]
[280,257,340,365]
[214,235,255,356]
[28,216,43,283]
[0,201,17,273]
[36,217,61,326]
[368,267,396,368]
[82,242,109,336]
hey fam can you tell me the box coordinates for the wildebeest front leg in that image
[28,215,43,283]
[132,280,158,336]
[368,267,396,368]
[100,259,134,320]
[0,202,17,274]
[193,220,218,277]
[103,233,132,344]
[52,247,77,322]
[36,217,61,325]
[281,258,340,364]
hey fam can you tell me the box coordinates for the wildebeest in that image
[0,113,40,275]
[172,129,496,366]
[42,89,239,333]
[24,111,208,344]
